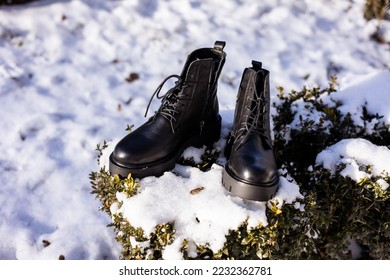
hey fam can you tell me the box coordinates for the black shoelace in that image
[144,74,189,134]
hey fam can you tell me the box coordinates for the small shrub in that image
[272,77,390,259]
[91,77,390,259]
[363,0,390,21]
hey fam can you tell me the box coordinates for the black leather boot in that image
[222,61,279,201]
[109,41,226,178]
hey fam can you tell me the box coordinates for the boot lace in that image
[144,74,189,134]
[234,92,267,151]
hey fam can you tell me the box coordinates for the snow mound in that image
[102,139,302,260]
[332,71,390,126]
[316,138,390,188]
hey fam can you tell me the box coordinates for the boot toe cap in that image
[111,134,157,166]
[227,153,279,186]
[234,165,278,186]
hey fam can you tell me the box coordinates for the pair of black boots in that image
[109,41,279,201]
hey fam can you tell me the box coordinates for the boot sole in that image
[222,166,279,201]
[109,115,222,179]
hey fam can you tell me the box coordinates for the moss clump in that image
[91,77,390,259]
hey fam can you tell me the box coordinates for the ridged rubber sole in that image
[109,116,221,179]
[222,165,279,201]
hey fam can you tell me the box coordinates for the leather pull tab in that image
[251,60,262,70]
[214,41,226,52]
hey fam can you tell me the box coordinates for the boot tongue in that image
[143,74,186,134]
[160,85,182,113]
[234,69,258,132]
[234,70,267,150]
[247,73,267,135]
[157,79,187,133]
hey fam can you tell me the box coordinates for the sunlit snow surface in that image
[0,0,389,259]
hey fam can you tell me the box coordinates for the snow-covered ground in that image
[0,0,389,259]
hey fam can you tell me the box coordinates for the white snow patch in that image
[112,164,267,259]
[327,71,390,127]
[181,146,206,164]
[316,138,390,181]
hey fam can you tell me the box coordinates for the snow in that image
[0,0,390,260]
[326,71,390,127]
[102,134,303,260]
[316,138,390,185]
[115,164,266,257]
[181,146,206,165]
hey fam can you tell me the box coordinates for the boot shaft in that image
[181,41,226,132]
[231,61,271,149]
[154,41,226,134]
